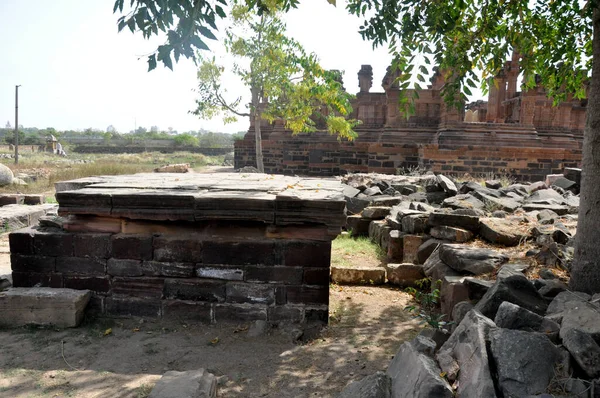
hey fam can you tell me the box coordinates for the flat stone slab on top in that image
[55,173,346,228]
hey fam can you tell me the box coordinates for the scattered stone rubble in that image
[338,168,600,397]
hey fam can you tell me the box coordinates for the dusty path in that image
[0,285,418,398]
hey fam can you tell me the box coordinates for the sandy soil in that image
[0,283,419,398]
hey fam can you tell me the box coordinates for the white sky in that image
[0,1,481,134]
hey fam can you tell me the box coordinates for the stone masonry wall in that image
[420,145,582,181]
[235,128,582,180]
[9,222,330,325]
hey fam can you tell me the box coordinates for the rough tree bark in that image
[571,5,600,293]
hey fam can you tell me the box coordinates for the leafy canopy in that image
[346,0,592,106]
[192,3,359,139]
[113,0,319,71]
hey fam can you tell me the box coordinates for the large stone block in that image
[33,231,74,257]
[285,285,329,305]
[11,272,63,288]
[195,265,244,281]
[0,287,91,328]
[385,263,424,287]
[8,227,34,254]
[330,266,385,285]
[430,226,473,243]
[164,279,225,302]
[403,235,427,264]
[401,214,429,234]
[11,254,55,273]
[73,233,111,258]
[203,240,278,265]
[226,282,275,305]
[64,276,110,293]
[148,369,216,398]
[111,276,164,298]
[283,241,331,268]
[141,261,195,278]
[56,257,106,276]
[161,300,212,323]
[111,234,153,260]
[154,236,202,263]
[107,259,143,277]
[213,303,268,322]
[267,305,304,323]
[105,296,161,317]
[303,267,330,286]
[479,218,529,246]
[387,230,405,262]
[346,215,371,236]
[245,265,303,285]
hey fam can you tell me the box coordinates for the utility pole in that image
[14,85,21,165]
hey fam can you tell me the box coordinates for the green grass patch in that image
[331,233,386,268]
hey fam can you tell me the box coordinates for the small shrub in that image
[404,278,452,330]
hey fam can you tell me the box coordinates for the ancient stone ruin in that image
[8,173,345,329]
[336,169,600,397]
[235,54,583,179]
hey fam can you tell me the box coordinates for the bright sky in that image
[0,0,402,134]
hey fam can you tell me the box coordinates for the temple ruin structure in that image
[235,55,583,180]
[9,173,345,327]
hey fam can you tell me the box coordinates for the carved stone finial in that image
[358,65,373,93]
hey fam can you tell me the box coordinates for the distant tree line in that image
[0,123,245,148]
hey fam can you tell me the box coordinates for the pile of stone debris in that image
[338,168,600,397]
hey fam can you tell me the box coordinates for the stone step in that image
[0,287,91,328]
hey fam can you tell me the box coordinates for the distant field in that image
[0,150,224,195]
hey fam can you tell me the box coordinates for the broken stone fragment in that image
[479,217,529,246]
[337,371,391,398]
[430,226,473,243]
[438,243,508,276]
[561,328,600,379]
[494,301,559,339]
[387,336,453,398]
[436,310,497,397]
[489,328,560,397]
[474,273,548,319]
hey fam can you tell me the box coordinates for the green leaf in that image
[199,26,217,41]
[191,36,209,51]
[215,5,226,19]
[147,54,157,72]
[127,17,136,33]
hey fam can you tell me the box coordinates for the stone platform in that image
[10,173,346,326]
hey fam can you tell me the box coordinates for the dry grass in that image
[331,233,386,268]
[0,152,223,195]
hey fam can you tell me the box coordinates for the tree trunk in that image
[571,5,600,293]
[251,86,264,173]
[254,110,264,173]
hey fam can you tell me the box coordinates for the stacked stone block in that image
[10,226,331,325]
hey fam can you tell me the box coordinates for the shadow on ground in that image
[0,285,420,398]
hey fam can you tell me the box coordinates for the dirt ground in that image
[0,228,420,398]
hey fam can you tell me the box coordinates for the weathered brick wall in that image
[235,128,432,175]
[9,222,330,325]
[420,145,582,181]
[235,125,583,180]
